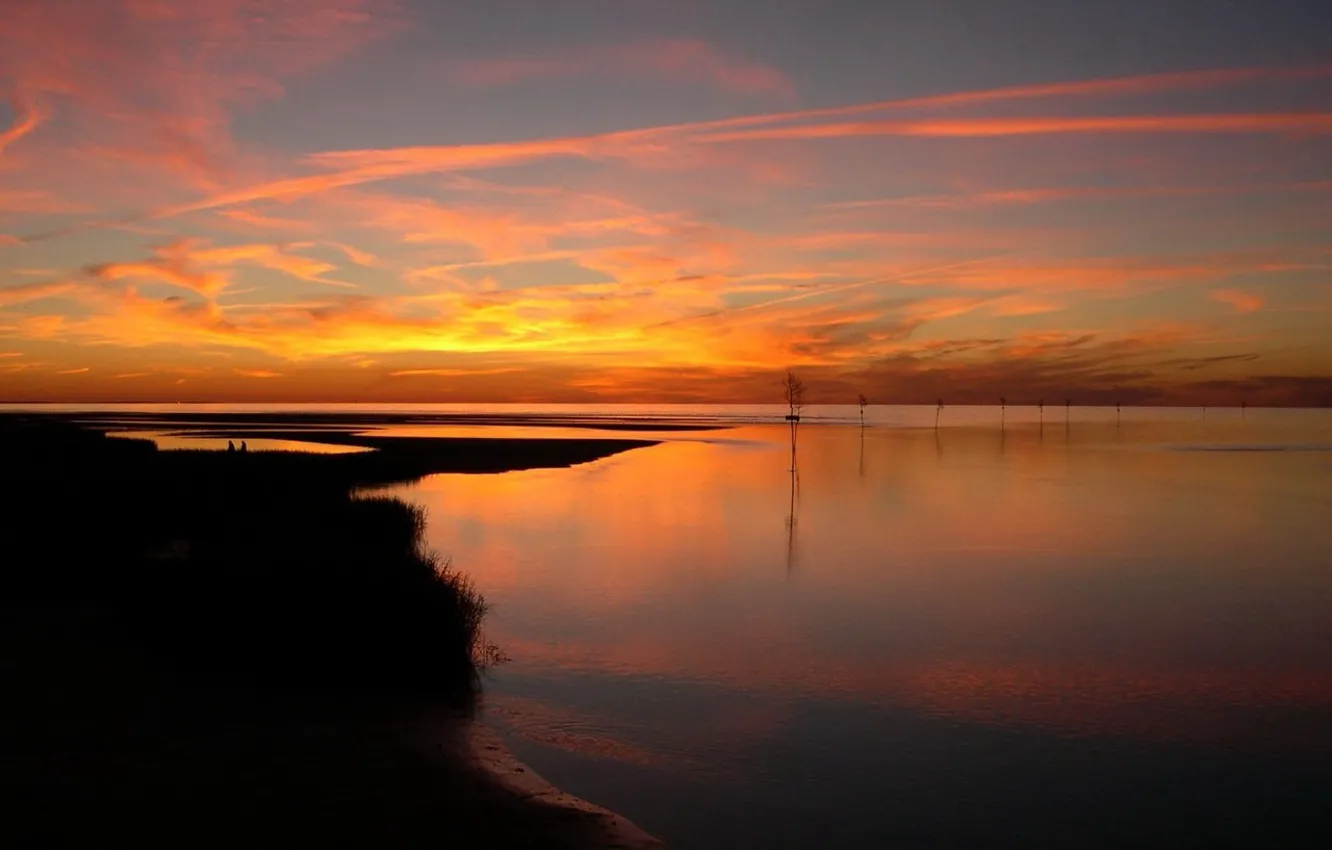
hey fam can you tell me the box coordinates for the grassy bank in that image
[2,417,498,698]
[0,415,657,847]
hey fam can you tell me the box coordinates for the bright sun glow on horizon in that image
[1,1,1329,405]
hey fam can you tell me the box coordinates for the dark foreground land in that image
[1,416,656,848]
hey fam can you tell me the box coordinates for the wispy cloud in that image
[699,113,1332,143]
[1209,289,1265,312]
[87,239,353,297]
[388,367,524,377]
[124,64,1332,221]
[0,92,48,157]
[824,180,1332,210]
[234,368,282,379]
[0,0,398,186]
[0,280,80,307]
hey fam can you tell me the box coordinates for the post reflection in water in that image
[381,412,1332,850]
[785,461,799,576]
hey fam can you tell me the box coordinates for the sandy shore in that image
[399,703,660,849]
[465,723,662,849]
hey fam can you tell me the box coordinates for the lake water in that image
[376,406,1332,849]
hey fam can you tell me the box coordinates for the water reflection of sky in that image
[107,431,370,454]
[385,412,1332,849]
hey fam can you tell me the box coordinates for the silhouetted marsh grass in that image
[0,416,571,701]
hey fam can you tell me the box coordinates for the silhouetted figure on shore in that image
[227,440,235,453]
[240,441,248,454]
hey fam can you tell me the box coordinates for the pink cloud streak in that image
[0,92,47,156]
[698,113,1332,142]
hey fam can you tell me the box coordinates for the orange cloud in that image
[388,367,523,377]
[1210,288,1265,312]
[89,245,229,298]
[825,180,1332,210]
[0,189,87,214]
[56,367,90,375]
[323,241,380,267]
[0,280,81,307]
[234,368,281,379]
[699,113,1332,143]
[154,136,602,218]
[87,239,354,298]
[452,38,794,98]
[190,243,350,287]
[0,0,398,186]
[117,65,1332,221]
[616,62,1332,136]
[0,92,48,157]
[216,208,318,233]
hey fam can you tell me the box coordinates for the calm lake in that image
[372,405,1331,849]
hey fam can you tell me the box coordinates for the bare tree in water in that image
[783,370,805,464]
[935,398,944,429]
[857,394,868,427]
[783,371,805,420]
[1000,396,1007,429]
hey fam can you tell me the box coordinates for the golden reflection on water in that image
[388,417,1332,759]
[107,431,371,454]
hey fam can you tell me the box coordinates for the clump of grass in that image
[2,418,498,705]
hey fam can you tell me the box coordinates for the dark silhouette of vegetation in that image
[936,398,944,429]
[858,393,868,427]
[1,415,657,848]
[1,417,650,696]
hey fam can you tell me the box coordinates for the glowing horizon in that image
[1,1,1330,405]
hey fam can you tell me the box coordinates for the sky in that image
[0,0,1329,405]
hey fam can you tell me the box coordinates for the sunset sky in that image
[1,0,1329,405]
